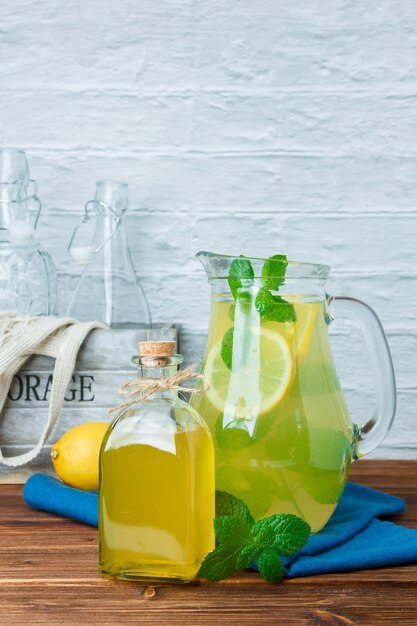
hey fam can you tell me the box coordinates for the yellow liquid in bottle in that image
[99,422,215,582]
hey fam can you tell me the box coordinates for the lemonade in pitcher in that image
[192,252,396,533]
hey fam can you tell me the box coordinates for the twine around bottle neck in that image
[108,364,210,414]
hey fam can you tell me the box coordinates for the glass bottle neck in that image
[93,206,127,250]
[95,181,128,211]
[92,179,129,253]
[0,183,29,231]
[139,365,178,400]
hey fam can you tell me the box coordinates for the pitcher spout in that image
[196,250,240,281]
[196,250,330,283]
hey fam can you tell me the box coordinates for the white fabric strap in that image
[0,313,105,467]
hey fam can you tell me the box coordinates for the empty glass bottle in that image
[67,181,151,328]
[0,148,57,315]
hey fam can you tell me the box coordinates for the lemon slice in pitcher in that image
[204,327,294,415]
[292,301,319,360]
[261,302,318,360]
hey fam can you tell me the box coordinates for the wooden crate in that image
[0,325,178,482]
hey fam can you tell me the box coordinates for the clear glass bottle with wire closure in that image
[99,340,215,582]
[0,148,57,315]
[67,181,151,328]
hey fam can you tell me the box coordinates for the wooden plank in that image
[4,370,131,409]
[0,461,416,624]
[0,447,59,483]
[1,582,417,626]
[0,408,114,446]
[8,328,138,370]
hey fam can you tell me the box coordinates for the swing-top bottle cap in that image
[138,341,176,358]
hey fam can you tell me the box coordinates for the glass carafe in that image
[191,252,396,532]
[67,181,151,328]
[0,148,57,315]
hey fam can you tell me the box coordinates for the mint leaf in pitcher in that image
[223,253,295,373]
[261,254,288,291]
[228,256,254,300]
[220,326,234,369]
[255,288,296,323]
[214,417,252,453]
[257,254,296,323]
[255,287,275,317]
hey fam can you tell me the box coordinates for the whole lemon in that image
[51,422,109,490]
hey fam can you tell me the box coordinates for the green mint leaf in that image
[200,493,309,582]
[220,326,234,369]
[261,254,288,291]
[214,515,252,547]
[255,288,296,323]
[214,417,252,453]
[256,548,285,583]
[198,511,253,581]
[254,287,275,317]
[228,256,254,300]
[222,298,253,370]
[251,514,311,556]
[198,544,243,581]
[215,491,255,527]
[266,295,297,323]
[237,543,262,569]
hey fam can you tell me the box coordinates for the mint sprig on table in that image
[221,254,296,369]
[198,491,310,583]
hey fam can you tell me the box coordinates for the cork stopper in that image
[138,341,176,358]
[132,341,183,369]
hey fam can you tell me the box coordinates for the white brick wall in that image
[1,0,416,458]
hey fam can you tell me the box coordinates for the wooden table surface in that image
[1,460,417,626]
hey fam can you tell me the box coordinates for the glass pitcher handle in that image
[330,296,396,457]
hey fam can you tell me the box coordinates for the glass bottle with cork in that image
[99,340,215,582]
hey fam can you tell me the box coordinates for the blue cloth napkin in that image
[24,474,99,527]
[270,482,417,577]
[23,474,417,577]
